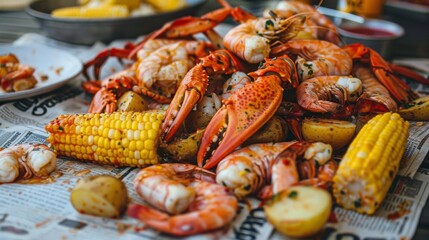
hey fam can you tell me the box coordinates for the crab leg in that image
[343,43,418,104]
[198,56,298,169]
[83,48,131,80]
[128,7,234,59]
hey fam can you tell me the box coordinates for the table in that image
[0,1,429,239]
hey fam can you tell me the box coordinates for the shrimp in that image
[216,141,333,199]
[134,41,197,98]
[136,39,185,60]
[129,163,238,236]
[0,144,57,183]
[353,64,398,113]
[133,163,216,214]
[271,39,353,81]
[223,16,306,64]
[296,75,363,113]
[272,0,340,44]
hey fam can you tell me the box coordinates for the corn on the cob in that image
[145,0,186,12]
[52,5,129,18]
[333,112,409,215]
[45,111,164,167]
[104,0,141,10]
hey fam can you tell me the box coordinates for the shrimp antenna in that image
[269,10,278,20]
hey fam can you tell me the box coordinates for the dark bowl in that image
[25,0,208,45]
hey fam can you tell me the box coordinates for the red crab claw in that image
[343,43,418,104]
[83,48,131,80]
[198,56,298,169]
[161,50,245,142]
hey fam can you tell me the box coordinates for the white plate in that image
[0,44,82,102]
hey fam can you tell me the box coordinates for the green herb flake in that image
[288,190,298,199]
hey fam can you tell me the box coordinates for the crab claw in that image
[161,65,209,142]
[198,74,284,169]
[198,56,297,169]
[161,50,247,142]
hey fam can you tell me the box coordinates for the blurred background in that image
[0,0,428,58]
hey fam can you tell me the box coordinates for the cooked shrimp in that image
[134,41,196,98]
[216,141,333,199]
[136,39,183,60]
[296,75,363,113]
[0,144,57,183]
[271,39,353,81]
[353,64,398,112]
[223,16,305,64]
[133,163,216,214]
[130,164,237,236]
[273,0,340,44]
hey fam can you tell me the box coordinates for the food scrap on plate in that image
[0,53,37,93]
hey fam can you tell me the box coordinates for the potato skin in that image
[399,95,429,121]
[264,186,331,238]
[70,175,128,218]
[117,91,148,112]
[302,118,356,150]
[244,116,288,145]
[159,129,205,163]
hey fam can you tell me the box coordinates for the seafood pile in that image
[2,0,428,238]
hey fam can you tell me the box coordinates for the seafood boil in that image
[6,0,429,238]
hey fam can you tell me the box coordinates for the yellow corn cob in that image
[104,0,141,10]
[145,0,186,11]
[45,111,164,167]
[333,112,409,215]
[52,5,129,18]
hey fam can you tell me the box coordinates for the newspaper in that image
[0,33,428,240]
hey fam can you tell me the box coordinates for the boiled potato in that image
[117,91,148,112]
[244,116,288,145]
[399,95,429,121]
[70,175,128,218]
[302,118,356,150]
[159,129,205,162]
[264,186,332,238]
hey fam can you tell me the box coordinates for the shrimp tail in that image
[127,203,168,222]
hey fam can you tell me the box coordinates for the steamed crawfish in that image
[128,163,238,236]
[0,144,57,183]
[216,141,337,199]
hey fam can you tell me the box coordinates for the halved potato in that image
[399,95,429,121]
[264,186,331,238]
[302,118,356,150]
[244,116,288,145]
[117,91,148,112]
[70,175,128,218]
